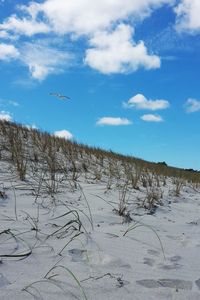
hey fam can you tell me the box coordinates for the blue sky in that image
[0,0,200,170]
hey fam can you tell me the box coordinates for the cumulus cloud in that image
[175,0,200,33]
[124,93,170,110]
[0,30,11,39]
[85,24,160,74]
[25,124,38,130]
[0,16,50,36]
[141,114,163,122]
[20,42,72,80]
[0,0,173,37]
[185,98,200,112]
[97,117,132,126]
[0,110,12,121]
[54,129,73,140]
[0,43,19,60]
[0,0,175,78]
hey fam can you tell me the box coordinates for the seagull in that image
[50,92,71,100]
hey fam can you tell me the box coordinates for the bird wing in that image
[50,93,70,100]
[50,93,59,97]
[59,95,70,100]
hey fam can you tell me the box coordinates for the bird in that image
[49,92,71,100]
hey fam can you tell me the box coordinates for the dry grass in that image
[0,120,199,192]
[0,120,199,299]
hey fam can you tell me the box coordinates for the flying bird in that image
[50,92,71,100]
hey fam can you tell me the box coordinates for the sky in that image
[0,0,200,170]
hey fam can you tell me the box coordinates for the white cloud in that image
[124,93,170,110]
[0,110,12,121]
[185,98,200,113]
[141,114,163,122]
[42,0,174,36]
[85,24,160,74]
[97,117,132,126]
[0,0,174,77]
[0,30,11,39]
[54,129,73,140]
[0,0,173,37]
[0,15,50,36]
[0,43,19,60]
[25,124,38,130]
[20,42,72,80]
[9,100,19,107]
[175,0,200,33]
[0,98,19,107]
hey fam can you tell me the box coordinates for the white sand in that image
[0,161,200,300]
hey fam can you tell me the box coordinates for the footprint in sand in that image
[169,255,182,262]
[159,255,182,270]
[147,249,160,256]
[143,257,155,267]
[68,248,131,269]
[195,278,200,290]
[144,249,161,267]
[0,273,10,288]
[68,248,87,262]
[145,250,182,270]
[159,263,182,270]
[136,279,192,290]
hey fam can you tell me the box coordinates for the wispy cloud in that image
[0,110,12,121]
[12,78,38,88]
[0,16,50,37]
[97,117,132,126]
[0,30,12,39]
[19,42,73,80]
[185,98,200,113]
[9,100,19,107]
[54,129,73,140]
[124,93,170,111]
[85,24,160,74]
[0,43,19,60]
[145,25,196,54]
[141,114,163,122]
[0,98,19,107]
